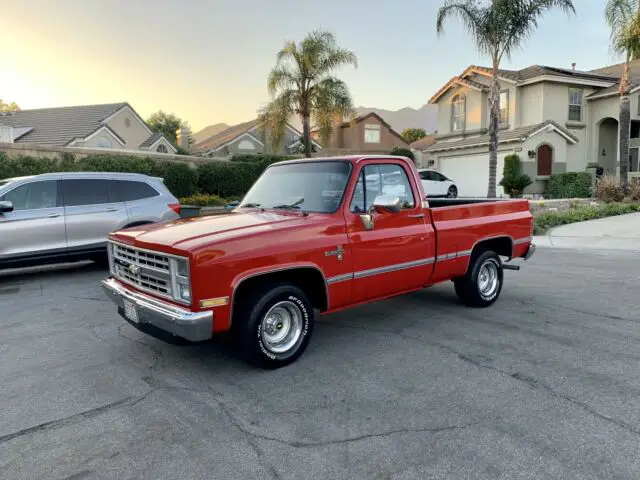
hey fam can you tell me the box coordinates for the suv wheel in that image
[234,282,314,369]
[453,250,503,307]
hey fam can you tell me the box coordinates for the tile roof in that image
[193,119,261,152]
[423,120,578,153]
[409,135,436,150]
[0,103,128,146]
[140,132,164,148]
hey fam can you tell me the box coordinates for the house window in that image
[452,95,465,131]
[157,144,168,153]
[364,124,381,143]
[568,88,583,122]
[499,90,509,124]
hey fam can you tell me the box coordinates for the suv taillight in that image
[169,203,181,215]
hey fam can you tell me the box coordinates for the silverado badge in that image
[325,245,344,261]
[128,264,140,276]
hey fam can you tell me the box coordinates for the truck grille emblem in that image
[128,264,140,276]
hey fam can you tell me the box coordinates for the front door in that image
[0,179,67,262]
[345,160,434,304]
[62,178,128,251]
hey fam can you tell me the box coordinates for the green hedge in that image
[0,152,291,199]
[545,172,592,199]
[533,202,640,234]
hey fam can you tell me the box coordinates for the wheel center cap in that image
[277,323,283,330]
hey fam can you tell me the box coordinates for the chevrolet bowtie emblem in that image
[128,264,140,276]
[325,245,344,261]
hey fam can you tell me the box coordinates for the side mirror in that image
[0,201,13,213]
[370,194,402,214]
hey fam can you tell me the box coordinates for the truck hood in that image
[110,210,307,251]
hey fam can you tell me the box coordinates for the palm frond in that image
[605,0,640,58]
[258,90,297,152]
[499,0,576,62]
[267,65,299,96]
[436,1,492,56]
[310,77,356,145]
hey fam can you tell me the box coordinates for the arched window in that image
[452,95,465,132]
[537,144,552,176]
[157,144,168,153]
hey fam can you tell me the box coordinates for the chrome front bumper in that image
[101,277,213,342]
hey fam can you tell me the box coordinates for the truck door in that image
[344,160,435,303]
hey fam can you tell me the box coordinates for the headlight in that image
[107,243,115,275]
[170,257,191,305]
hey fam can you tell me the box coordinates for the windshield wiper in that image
[272,198,304,210]
[239,202,262,208]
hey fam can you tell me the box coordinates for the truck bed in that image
[428,197,520,208]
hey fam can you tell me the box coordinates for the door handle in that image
[106,208,118,212]
[408,213,425,219]
[47,213,60,218]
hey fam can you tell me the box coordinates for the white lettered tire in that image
[235,282,314,368]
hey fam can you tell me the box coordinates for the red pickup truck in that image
[101,155,535,368]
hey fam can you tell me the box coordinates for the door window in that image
[0,180,58,211]
[109,180,159,202]
[62,179,110,206]
[431,172,447,181]
[419,170,433,180]
[350,164,415,213]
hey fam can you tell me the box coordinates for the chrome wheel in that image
[478,260,499,298]
[260,300,304,354]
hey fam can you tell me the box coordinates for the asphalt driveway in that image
[1,248,640,480]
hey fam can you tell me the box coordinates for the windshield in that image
[240,161,352,213]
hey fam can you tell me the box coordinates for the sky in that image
[0,0,623,133]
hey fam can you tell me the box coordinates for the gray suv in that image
[0,172,181,270]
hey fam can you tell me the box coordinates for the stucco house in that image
[193,118,321,157]
[422,63,640,197]
[311,112,410,152]
[0,102,177,154]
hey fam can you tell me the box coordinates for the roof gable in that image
[0,102,128,146]
[339,112,408,145]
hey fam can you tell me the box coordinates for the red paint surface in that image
[108,155,534,333]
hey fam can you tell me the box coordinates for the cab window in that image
[350,164,415,213]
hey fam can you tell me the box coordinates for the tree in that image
[605,0,640,188]
[401,127,427,144]
[258,29,358,158]
[436,0,576,197]
[0,99,20,112]
[146,110,191,147]
[498,153,532,197]
[390,146,415,162]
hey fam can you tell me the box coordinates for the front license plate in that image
[124,300,139,323]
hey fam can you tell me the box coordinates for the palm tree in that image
[605,0,640,188]
[436,0,576,197]
[258,29,358,158]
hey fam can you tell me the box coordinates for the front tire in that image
[447,186,458,198]
[453,250,503,307]
[234,282,314,369]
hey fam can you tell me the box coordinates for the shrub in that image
[179,193,228,206]
[389,147,415,162]
[625,181,640,202]
[595,174,625,203]
[0,152,293,199]
[533,202,640,234]
[499,154,532,198]
[545,172,592,199]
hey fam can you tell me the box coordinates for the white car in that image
[417,168,458,198]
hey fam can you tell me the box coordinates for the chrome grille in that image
[110,242,173,300]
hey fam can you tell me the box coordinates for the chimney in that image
[571,62,576,72]
[176,125,190,152]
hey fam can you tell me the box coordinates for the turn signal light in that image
[169,203,181,215]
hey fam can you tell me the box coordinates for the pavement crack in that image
[117,325,164,371]
[70,296,109,303]
[0,391,154,445]
[215,396,472,448]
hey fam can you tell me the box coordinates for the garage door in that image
[438,153,506,198]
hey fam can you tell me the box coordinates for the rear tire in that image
[447,186,458,198]
[233,282,314,369]
[453,250,503,307]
